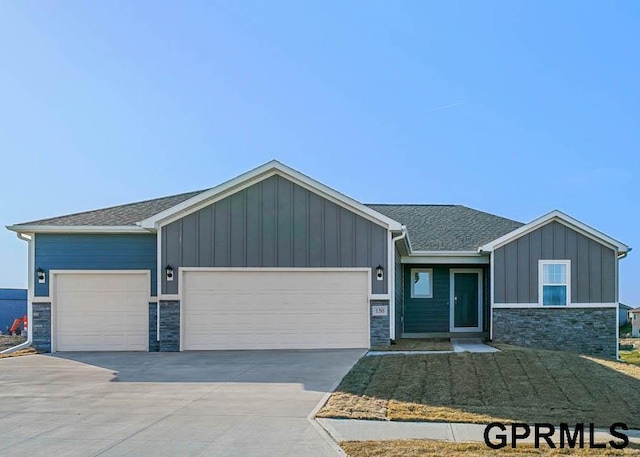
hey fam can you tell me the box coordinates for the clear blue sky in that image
[1,2,638,304]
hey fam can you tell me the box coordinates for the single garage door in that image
[54,272,149,352]
[182,270,370,350]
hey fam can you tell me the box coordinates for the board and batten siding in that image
[34,234,157,297]
[493,221,616,304]
[161,175,388,295]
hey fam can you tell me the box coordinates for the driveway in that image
[0,349,364,456]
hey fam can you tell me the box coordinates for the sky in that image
[0,1,638,304]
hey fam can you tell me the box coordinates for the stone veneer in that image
[492,307,617,358]
[32,302,51,353]
[159,300,180,352]
[370,299,390,347]
[149,303,159,352]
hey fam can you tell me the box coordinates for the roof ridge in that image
[365,203,459,207]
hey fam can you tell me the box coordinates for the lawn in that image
[341,440,640,457]
[372,339,452,352]
[620,350,640,366]
[317,345,640,428]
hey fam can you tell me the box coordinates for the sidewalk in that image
[316,418,640,445]
[367,340,500,356]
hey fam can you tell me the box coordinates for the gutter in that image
[389,226,407,341]
[618,247,632,259]
[0,232,33,354]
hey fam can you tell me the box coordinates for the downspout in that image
[0,232,33,354]
[390,226,407,341]
[618,247,632,259]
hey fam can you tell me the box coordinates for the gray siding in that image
[403,264,489,334]
[494,221,616,304]
[162,175,388,294]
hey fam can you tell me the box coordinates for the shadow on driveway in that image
[50,349,365,391]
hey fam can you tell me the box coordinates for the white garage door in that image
[54,272,149,352]
[182,270,370,350]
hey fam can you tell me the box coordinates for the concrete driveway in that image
[0,349,364,456]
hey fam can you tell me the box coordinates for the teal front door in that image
[451,270,482,332]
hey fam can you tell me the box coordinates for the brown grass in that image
[0,335,27,352]
[0,347,38,359]
[620,350,640,366]
[372,339,452,352]
[317,345,640,428]
[341,440,640,457]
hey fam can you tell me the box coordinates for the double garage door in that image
[52,270,370,351]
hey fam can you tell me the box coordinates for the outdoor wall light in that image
[36,267,46,284]
[165,265,174,281]
[376,264,384,281]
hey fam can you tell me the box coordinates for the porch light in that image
[165,265,174,281]
[36,267,46,284]
[376,264,384,281]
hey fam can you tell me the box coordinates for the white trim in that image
[158,294,180,301]
[492,303,618,309]
[538,259,571,306]
[157,302,160,342]
[479,210,629,253]
[401,255,489,264]
[410,250,484,256]
[157,225,163,297]
[489,250,495,340]
[450,268,483,332]
[28,233,34,345]
[139,160,403,231]
[6,225,152,234]
[148,298,158,303]
[178,266,373,351]
[410,268,433,299]
[387,230,394,340]
[49,270,152,353]
[32,297,52,303]
[616,299,620,360]
[370,294,390,300]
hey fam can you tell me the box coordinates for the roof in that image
[479,210,630,254]
[366,204,523,251]
[12,189,208,227]
[619,303,634,310]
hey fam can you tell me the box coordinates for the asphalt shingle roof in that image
[14,191,523,252]
[15,189,209,227]
[366,204,523,251]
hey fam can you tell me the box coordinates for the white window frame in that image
[411,268,433,298]
[538,260,571,306]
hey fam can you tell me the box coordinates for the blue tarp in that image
[0,289,27,333]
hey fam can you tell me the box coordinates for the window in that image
[539,260,570,306]
[411,268,433,298]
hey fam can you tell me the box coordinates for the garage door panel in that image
[183,270,370,350]
[55,273,149,352]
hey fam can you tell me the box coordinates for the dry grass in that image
[341,440,640,457]
[0,347,38,359]
[317,345,640,428]
[372,339,452,352]
[0,335,26,352]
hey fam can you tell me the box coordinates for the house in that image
[632,309,640,338]
[6,161,630,358]
[619,303,633,326]
[0,288,27,334]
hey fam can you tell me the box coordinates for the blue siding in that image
[34,234,157,296]
[0,288,27,332]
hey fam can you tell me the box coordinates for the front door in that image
[450,269,483,332]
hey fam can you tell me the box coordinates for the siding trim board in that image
[493,303,618,308]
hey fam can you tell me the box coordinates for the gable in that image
[161,174,389,295]
[494,220,616,304]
